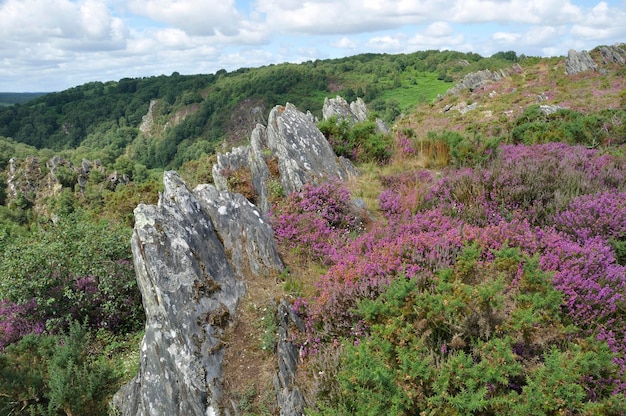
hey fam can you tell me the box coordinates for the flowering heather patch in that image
[272,180,366,263]
[306,208,471,344]
[426,143,626,226]
[553,190,626,243]
[0,299,44,350]
[539,232,626,391]
[378,170,435,219]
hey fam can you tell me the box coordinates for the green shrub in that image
[0,323,120,416]
[312,246,625,415]
[318,116,392,165]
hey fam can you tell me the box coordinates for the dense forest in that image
[0,44,625,415]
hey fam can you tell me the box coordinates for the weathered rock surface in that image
[113,101,365,416]
[322,95,389,133]
[599,44,626,65]
[6,156,106,210]
[112,171,248,416]
[213,103,357,214]
[565,49,598,75]
[266,103,356,195]
[194,184,283,278]
[274,298,306,416]
[446,68,508,95]
[322,96,368,123]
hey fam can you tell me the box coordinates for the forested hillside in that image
[0,49,518,170]
[0,43,625,415]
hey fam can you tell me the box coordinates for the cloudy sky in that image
[1,0,625,92]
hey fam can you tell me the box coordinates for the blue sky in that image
[1,0,625,91]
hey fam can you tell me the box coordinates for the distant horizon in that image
[1,0,625,92]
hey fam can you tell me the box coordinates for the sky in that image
[1,0,625,92]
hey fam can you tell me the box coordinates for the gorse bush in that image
[311,250,624,415]
[419,130,502,168]
[0,322,120,416]
[511,105,626,147]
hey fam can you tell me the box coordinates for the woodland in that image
[0,45,625,415]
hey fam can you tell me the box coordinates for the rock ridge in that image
[113,100,359,415]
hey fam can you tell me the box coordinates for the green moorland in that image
[0,45,625,415]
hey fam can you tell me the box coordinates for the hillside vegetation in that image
[0,44,625,415]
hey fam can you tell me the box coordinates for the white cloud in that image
[451,0,582,24]
[367,35,405,52]
[126,0,244,36]
[0,0,127,43]
[255,0,438,35]
[424,21,454,37]
[332,37,359,49]
[569,1,626,40]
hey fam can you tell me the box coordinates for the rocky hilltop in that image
[112,100,365,415]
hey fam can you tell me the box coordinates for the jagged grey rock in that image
[565,49,598,75]
[447,69,508,95]
[599,44,626,65]
[322,95,389,133]
[322,96,362,122]
[194,184,283,278]
[115,101,365,416]
[267,103,357,195]
[539,104,564,115]
[274,298,306,416]
[112,171,246,416]
[213,103,358,213]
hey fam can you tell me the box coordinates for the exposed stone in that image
[213,103,358,214]
[322,96,362,123]
[459,102,478,115]
[112,171,246,416]
[267,103,357,196]
[274,298,306,416]
[599,44,626,65]
[139,99,158,134]
[322,95,389,133]
[447,69,508,95]
[539,105,564,115]
[194,184,283,278]
[565,49,598,75]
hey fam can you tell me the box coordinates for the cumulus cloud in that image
[451,0,582,24]
[126,0,244,36]
[332,37,359,49]
[569,1,626,40]
[0,0,127,44]
[255,0,441,35]
[2,0,626,91]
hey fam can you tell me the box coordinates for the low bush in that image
[318,116,393,165]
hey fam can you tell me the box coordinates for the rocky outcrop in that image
[6,156,107,209]
[322,95,389,133]
[112,170,287,416]
[322,96,368,123]
[113,101,360,416]
[139,99,158,134]
[213,103,358,214]
[446,68,508,95]
[565,49,598,75]
[599,44,626,65]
